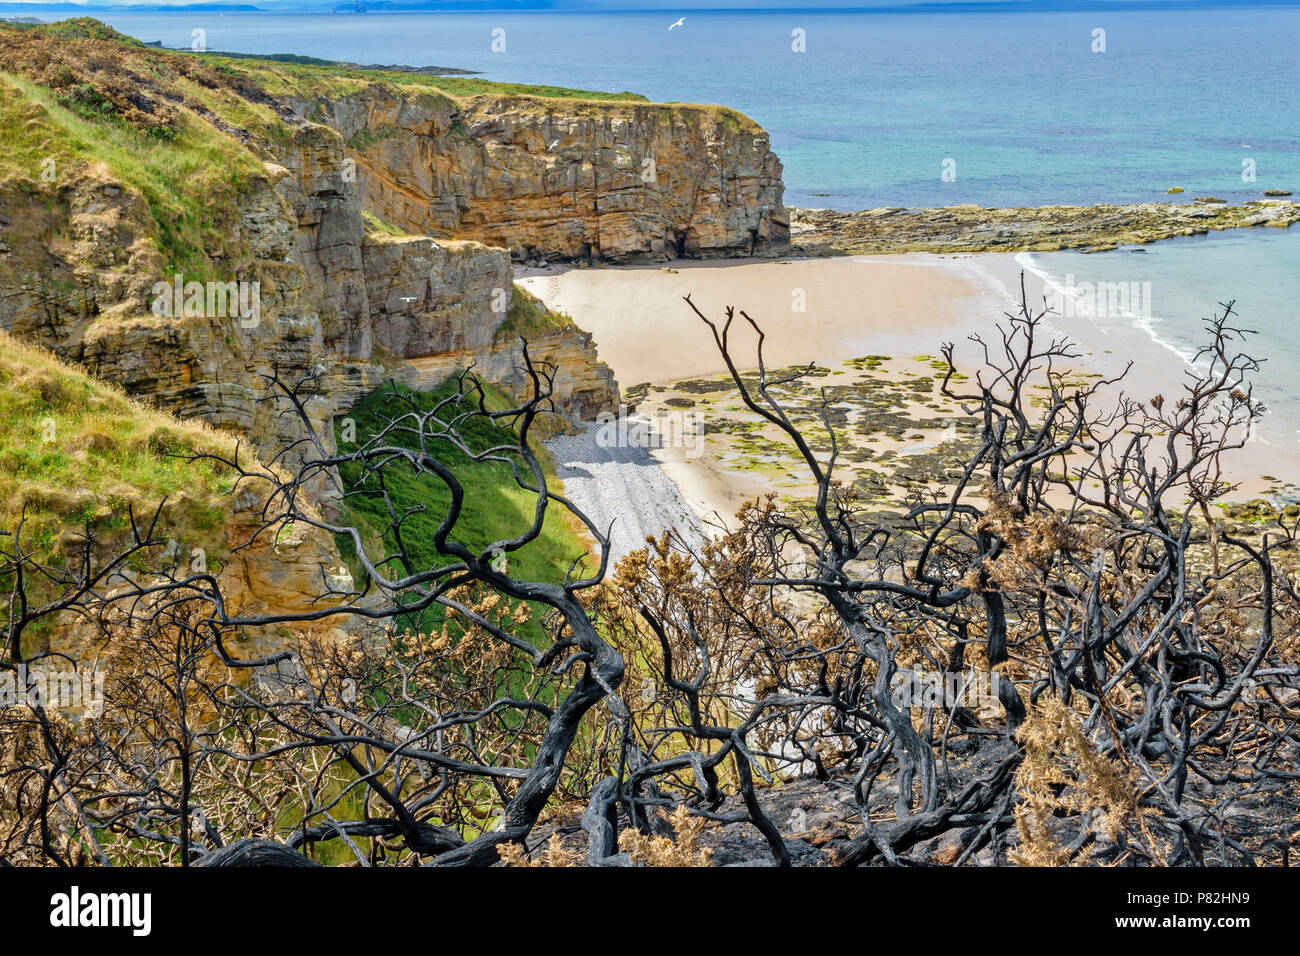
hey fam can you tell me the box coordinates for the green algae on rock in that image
[789,200,1299,256]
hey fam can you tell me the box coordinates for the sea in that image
[91,7,1300,456]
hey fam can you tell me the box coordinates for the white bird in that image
[669,17,685,31]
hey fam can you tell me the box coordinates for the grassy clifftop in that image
[0,332,240,624]
[210,47,649,104]
[0,19,286,279]
[222,50,757,129]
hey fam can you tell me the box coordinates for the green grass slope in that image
[0,331,243,642]
[333,379,592,634]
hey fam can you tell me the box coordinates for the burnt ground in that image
[515,725,1300,867]
[521,734,1018,867]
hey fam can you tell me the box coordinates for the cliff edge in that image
[299,84,788,262]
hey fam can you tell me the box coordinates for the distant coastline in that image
[166,45,481,73]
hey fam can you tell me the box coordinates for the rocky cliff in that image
[0,20,789,465]
[363,233,618,421]
[297,85,788,262]
[0,22,639,472]
[0,18,781,658]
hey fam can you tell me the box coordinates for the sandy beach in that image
[530,253,1300,536]
[526,255,997,528]
[520,256,998,386]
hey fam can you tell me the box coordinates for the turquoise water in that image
[91,8,1300,453]
[1022,227,1300,453]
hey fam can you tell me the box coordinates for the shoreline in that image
[788,200,1299,258]
[518,254,992,387]
[964,250,1300,501]
[525,253,1016,530]
[526,249,1300,538]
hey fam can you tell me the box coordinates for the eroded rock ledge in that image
[301,86,788,262]
[1,104,619,471]
[790,200,1299,255]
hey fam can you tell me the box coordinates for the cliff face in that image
[0,19,790,653]
[0,20,795,522]
[363,233,511,361]
[0,97,618,469]
[367,234,618,421]
[0,25,796,480]
[301,87,788,262]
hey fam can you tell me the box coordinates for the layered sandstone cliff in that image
[0,65,621,468]
[0,21,796,473]
[299,86,788,262]
[0,24,795,476]
[0,19,775,653]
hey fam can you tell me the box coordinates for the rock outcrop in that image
[365,232,619,422]
[790,200,1300,256]
[1,97,620,469]
[400,321,618,424]
[301,86,788,262]
[363,233,512,361]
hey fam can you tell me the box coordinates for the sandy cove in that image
[525,255,999,552]
[520,256,990,387]
[524,255,1300,547]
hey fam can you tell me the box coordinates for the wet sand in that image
[529,253,1296,533]
[519,255,995,387]
[968,252,1300,499]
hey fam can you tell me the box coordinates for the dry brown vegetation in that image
[2,284,1298,867]
[0,19,287,138]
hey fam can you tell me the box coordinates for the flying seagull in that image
[669,18,685,31]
